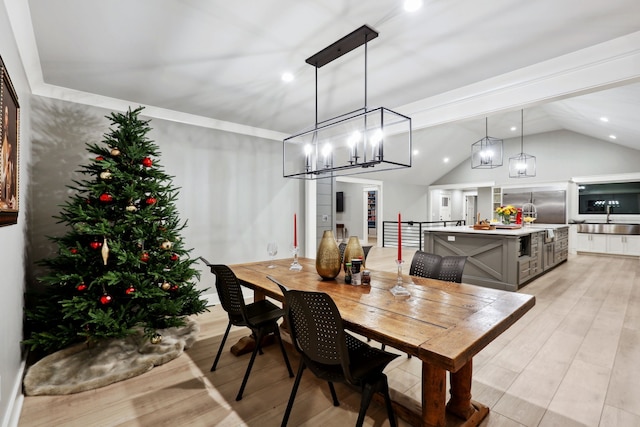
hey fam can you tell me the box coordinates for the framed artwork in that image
[0,55,20,226]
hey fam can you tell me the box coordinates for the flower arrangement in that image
[495,205,517,223]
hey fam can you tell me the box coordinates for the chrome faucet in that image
[606,205,612,223]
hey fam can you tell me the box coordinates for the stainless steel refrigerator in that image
[502,189,566,224]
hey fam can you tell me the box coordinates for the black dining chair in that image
[202,261,294,401]
[362,244,372,261]
[269,277,398,427]
[437,255,467,283]
[339,242,372,264]
[409,251,442,278]
[399,251,446,357]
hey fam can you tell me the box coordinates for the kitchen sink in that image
[576,223,640,235]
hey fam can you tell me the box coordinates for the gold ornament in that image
[110,148,121,156]
[160,240,173,250]
[99,171,112,180]
[150,334,162,344]
[101,237,109,265]
[125,204,137,212]
[315,230,341,280]
[161,281,171,291]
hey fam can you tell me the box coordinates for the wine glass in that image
[267,241,278,268]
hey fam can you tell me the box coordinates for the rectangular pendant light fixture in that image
[471,117,503,169]
[283,25,412,180]
[509,110,536,178]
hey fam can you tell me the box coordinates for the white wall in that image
[433,130,640,221]
[435,130,640,187]
[382,181,428,221]
[0,2,30,425]
[28,96,304,306]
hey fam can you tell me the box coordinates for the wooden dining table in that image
[229,257,535,427]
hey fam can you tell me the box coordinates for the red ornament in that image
[140,252,150,262]
[99,193,113,203]
[90,241,102,249]
[170,285,179,292]
[145,197,157,205]
[170,253,179,261]
[142,157,153,167]
[95,156,105,161]
[70,248,78,254]
[125,286,136,295]
[100,294,112,305]
[76,283,87,291]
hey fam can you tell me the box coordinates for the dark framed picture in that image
[0,55,20,226]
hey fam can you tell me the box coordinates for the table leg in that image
[230,288,270,356]
[446,360,474,419]
[253,287,266,301]
[422,363,446,427]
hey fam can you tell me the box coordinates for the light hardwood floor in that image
[18,248,640,427]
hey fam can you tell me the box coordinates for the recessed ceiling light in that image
[281,72,294,83]
[404,0,423,12]
[413,149,419,156]
[600,117,609,122]
[510,126,517,132]
[443,157,449,163]
[609,134,617,140]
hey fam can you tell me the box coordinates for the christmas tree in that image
[25,107,208,353]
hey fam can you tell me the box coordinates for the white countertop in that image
[424,224,568,236]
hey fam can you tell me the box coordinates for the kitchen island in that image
[423,224,569,291]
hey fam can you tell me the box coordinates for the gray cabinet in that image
[424,226,568,291]
[543,227,568,270]
[554,227,569,264]
[519,228,567,285]
[518,231,543,285]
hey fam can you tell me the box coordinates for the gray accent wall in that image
[315,178,333,248]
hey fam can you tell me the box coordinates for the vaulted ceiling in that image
[12,0,640,183]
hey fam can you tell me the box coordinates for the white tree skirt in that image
[23,318,199,395]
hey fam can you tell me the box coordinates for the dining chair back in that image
[339,242,372,265]
[409,251,442,278]
[437,255,467,283]
[362,244,372,260]
[202,260,293,401]
[269,277,398,427]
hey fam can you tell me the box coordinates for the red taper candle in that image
[294,213,297,247]
[398,212,402,261]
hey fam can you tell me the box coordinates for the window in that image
[578,182,640,214]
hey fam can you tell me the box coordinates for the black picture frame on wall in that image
[0,55,20,226]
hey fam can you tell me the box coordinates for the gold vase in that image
[343,236,365,272]
[316,230,341,280]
